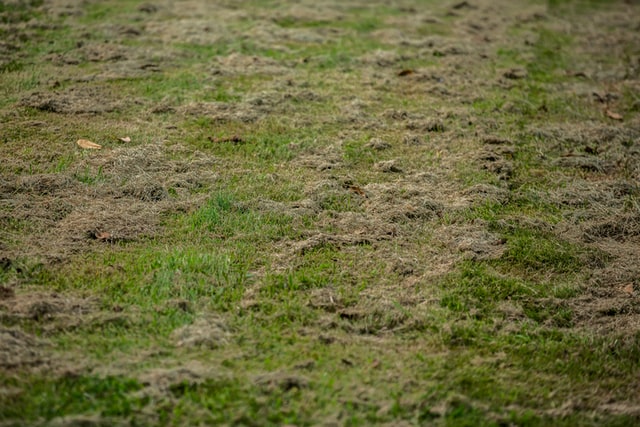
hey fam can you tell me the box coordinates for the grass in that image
[1,0,639,425]
[0,375,146,421]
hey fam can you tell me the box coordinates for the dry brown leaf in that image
[605,110,623,121]
[76,139,102,149]
[95,231,111,241]
[118,136,131,143]
[622,283,634,295]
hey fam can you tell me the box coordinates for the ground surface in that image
[0,0,639,425]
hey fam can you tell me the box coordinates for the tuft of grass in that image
[186,192,295,242]
[527,29,571,83]
[73,165,106,185]
[497,227,585,274]
[440,262,534,316]
[143,249,249,307]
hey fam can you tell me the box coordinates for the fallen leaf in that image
[76,139,101,149]
[87,230,112,241]
[118,136,131,143]
[605,110,623,121]
[622,283,634,295]
[398,69,414,77]
[95,231,111,241]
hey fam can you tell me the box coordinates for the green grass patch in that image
[86,245,252,310]
[0,374,145,421]
[496,226,585,274]
[440,262,535,316]
[186,192,296,242]
[73,165,106,185]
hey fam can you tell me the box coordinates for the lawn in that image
[1,0,639,425]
